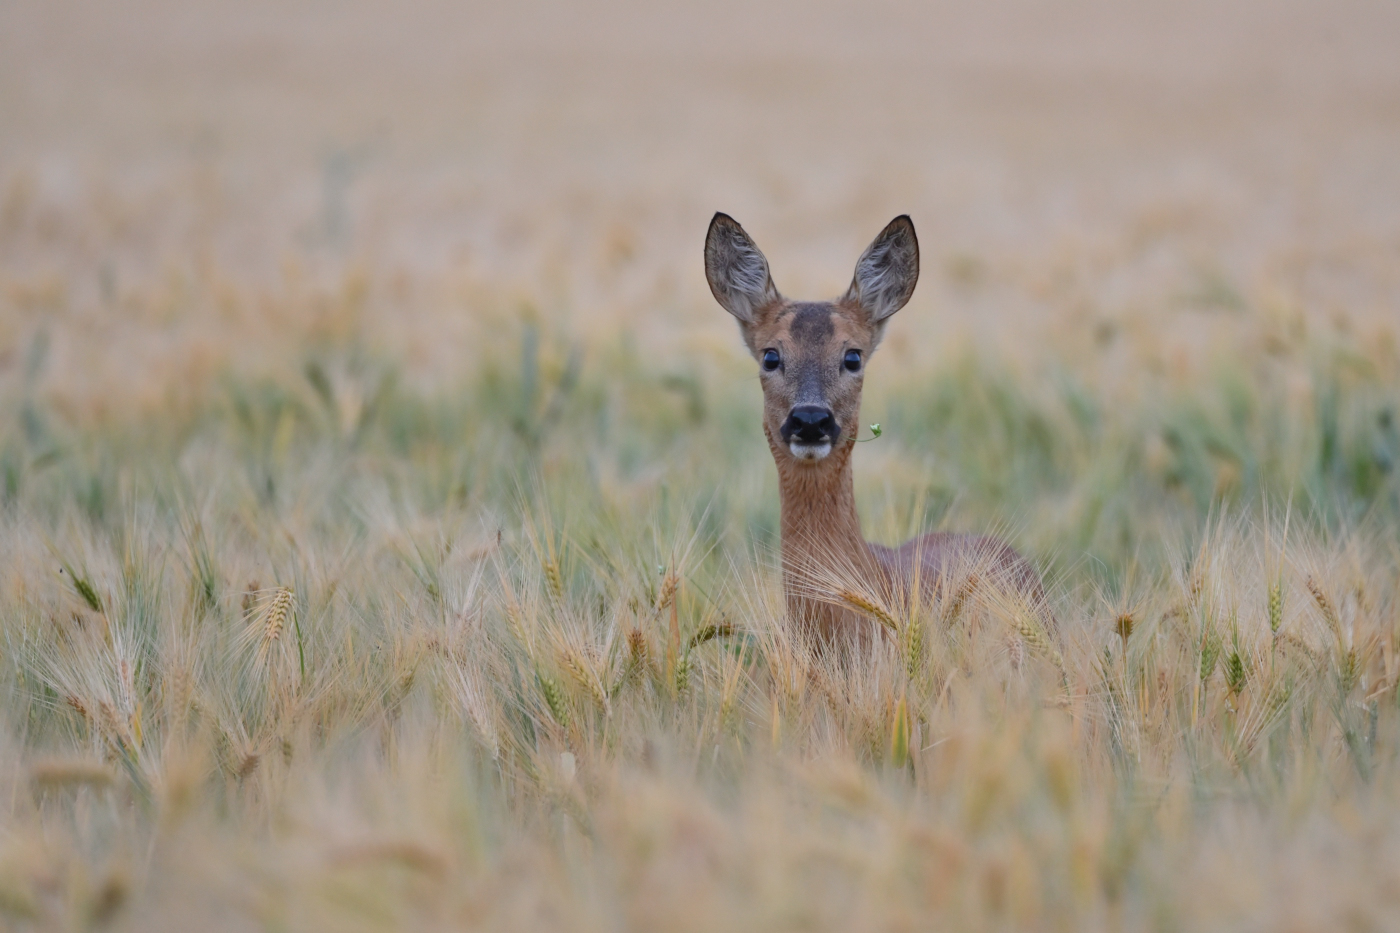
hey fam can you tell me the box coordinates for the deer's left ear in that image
[705,212,780,325]
[844,215,919,323]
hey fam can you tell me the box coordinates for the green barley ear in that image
[1338,647,1360,696]
[673,652,691,697]
[543,557,565,608]
[889,694,910,769]
[1268,577,1283,636]
[1224,649,1247,697]
[537,672,571,730]
[687,621,735,652]
[60,566,103,614]
[1200,630,1222,683]
[903,613,925,682]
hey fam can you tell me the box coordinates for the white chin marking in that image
[789,441,832,462]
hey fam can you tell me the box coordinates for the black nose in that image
[781,405,839,444]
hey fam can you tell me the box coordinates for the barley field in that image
[3,1,1400,930]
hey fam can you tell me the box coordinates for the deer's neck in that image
[767,429,878,639]
[772,440,868,559]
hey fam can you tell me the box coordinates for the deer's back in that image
[872,532,1049,621]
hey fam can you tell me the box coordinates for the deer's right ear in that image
[845,215,919,324]
[705,213,779,324]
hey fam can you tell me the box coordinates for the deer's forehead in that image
[758,302,865,350]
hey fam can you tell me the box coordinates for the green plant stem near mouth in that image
[856,423,883,442]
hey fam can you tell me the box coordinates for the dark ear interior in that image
[704,213,780,323]
[845,215,919,323]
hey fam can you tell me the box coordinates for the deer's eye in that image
[762,349,781,372]
[843,349,862,373]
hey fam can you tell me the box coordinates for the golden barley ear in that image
[263,587,293,644]
[837,588,899,635]
[654,568,678,613]
[1305,575,1342,641]
[558,644,610,718]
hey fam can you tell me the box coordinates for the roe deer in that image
[705,213,1049,646]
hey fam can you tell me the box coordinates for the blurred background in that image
[3,7,1400,928]
[3,0,1397,409]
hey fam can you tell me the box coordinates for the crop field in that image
[2,0,1400,930]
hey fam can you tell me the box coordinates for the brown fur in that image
[705,213,1047,645]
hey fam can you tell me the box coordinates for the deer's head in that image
[705,213,919,465]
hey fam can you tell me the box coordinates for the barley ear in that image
[537,672,571,730]
[889,694,910,769]
[1268,577,1284,636]
[1305,576,1342,642]
[655,568,678,613]
[838,589,899,635]
[263,587,294,644]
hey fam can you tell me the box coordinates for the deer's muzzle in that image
[781,405,839,459]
